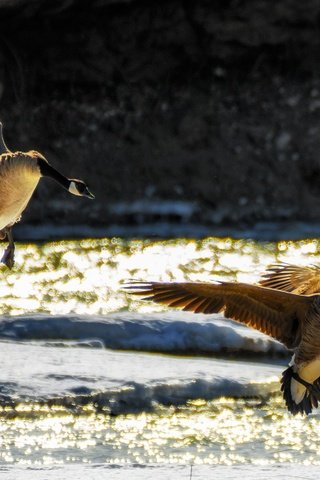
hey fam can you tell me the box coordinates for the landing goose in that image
[0,123,94,268]
[126,264,320,415]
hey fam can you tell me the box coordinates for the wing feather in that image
[259,262,320,294]
[125,281,315,349]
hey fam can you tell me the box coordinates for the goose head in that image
[35,154,94,199]
[68,179,95,199]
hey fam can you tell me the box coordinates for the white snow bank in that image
[0,311,287,357]
[2,464,319,480]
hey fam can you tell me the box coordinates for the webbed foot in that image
[1,244,15,269]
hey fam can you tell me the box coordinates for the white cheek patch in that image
[68,181,81,196]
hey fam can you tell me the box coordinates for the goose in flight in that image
[0,123,94,268]
[126,262,320,415]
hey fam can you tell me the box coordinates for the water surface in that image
[0,236,319,476]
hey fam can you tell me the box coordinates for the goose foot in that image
[1,244,15,269]
[1,227,15,269]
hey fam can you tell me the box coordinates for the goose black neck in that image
[38,158,70,190]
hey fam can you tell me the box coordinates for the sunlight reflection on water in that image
[0,236,318,315]
[1,397,320,466]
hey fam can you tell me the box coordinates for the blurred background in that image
[1,0,320,235]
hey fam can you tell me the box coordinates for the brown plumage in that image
[126,267,320,415]
[259,262,320,295]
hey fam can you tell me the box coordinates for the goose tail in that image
[281,366,319,415]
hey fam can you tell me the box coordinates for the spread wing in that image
[125,281,314,349]
[259,262,320,294]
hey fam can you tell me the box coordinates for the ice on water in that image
[0,311,285,356]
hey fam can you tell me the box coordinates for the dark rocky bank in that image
[1,0,320,238]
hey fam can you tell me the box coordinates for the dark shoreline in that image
[13,220,320,242]
[1,1,320,230]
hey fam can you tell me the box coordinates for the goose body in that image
[126,262,320,415]
[0,123,94,268]
[0,151,42,231]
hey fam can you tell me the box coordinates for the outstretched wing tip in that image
[123,281,158,297]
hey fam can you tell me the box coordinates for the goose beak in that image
[85,187,95,199]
